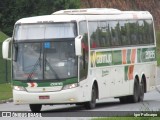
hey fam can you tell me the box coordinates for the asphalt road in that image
[0,68,160,119]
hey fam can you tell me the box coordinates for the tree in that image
[0,0,80,36]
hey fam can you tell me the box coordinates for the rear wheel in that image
[84,85,97,109]
[29,104,42,112]
[128,79,140,103]
[139,80,144,102]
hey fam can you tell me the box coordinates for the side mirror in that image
[75,35,83,56]
[2,37,12,60]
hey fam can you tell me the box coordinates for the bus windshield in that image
[13,23,78,81]
[14,23,77,40]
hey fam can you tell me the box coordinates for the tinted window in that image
[89,21,99,48]
[144,20,154,44]
[88,19,154,49]
[129,20,139,45]
[109,21,121,46]
[98,21,110,47]
[119,21,130,45]
[79,21,89,80]
[138,20,145,44]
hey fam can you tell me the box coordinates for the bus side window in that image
[119,20,130,45]
[145,20,154,44]
[89,21,99,48]
[129,20,139,45]
[125,21,131,45]
[98,21,110,47]
[79,21,89,81]
[138,20,145,44]
[109,21,121,46]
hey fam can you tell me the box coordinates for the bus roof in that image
[16,8,153,24]
[52,8,122,15]
[15,15,86,24]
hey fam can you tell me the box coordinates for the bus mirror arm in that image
[75,35,83,56]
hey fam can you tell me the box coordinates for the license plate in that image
[39,96,50,99]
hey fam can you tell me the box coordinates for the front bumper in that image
[13,87,83,105]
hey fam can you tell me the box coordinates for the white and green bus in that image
[2,8,157,112]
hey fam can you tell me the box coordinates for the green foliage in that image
[0,31,11,84]
[0,31,9,42]
[0,0,80,36]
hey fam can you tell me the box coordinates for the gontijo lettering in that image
[96,54,112,64]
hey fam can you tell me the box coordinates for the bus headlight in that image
[13,86,26,91]
[62,83,78,90]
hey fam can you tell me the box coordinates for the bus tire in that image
[129,79,140,103]
[84,85,97,109]
[29,104,42,112]
[119,96,128,104]
[139,80,144,102]
[75,103,83,106]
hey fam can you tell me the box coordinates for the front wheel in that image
[29,104,42,112]
[84,85,97,109]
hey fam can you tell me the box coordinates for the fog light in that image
[13,86,26,91]
[62,83,78,90]
[69,98,75,101]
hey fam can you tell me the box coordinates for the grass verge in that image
[156,30,160,66]
[0,83,12,101]
[0,31,11,84]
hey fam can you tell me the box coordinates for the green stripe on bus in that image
[112,50,122,65]
[13,77,78,87]
[90,47,156,68]
[137,48,141,63]
[124,66,129,81]
[140,47,156,62]
[127,49,131,64]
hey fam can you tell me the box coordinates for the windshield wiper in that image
[27,45,42,81]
